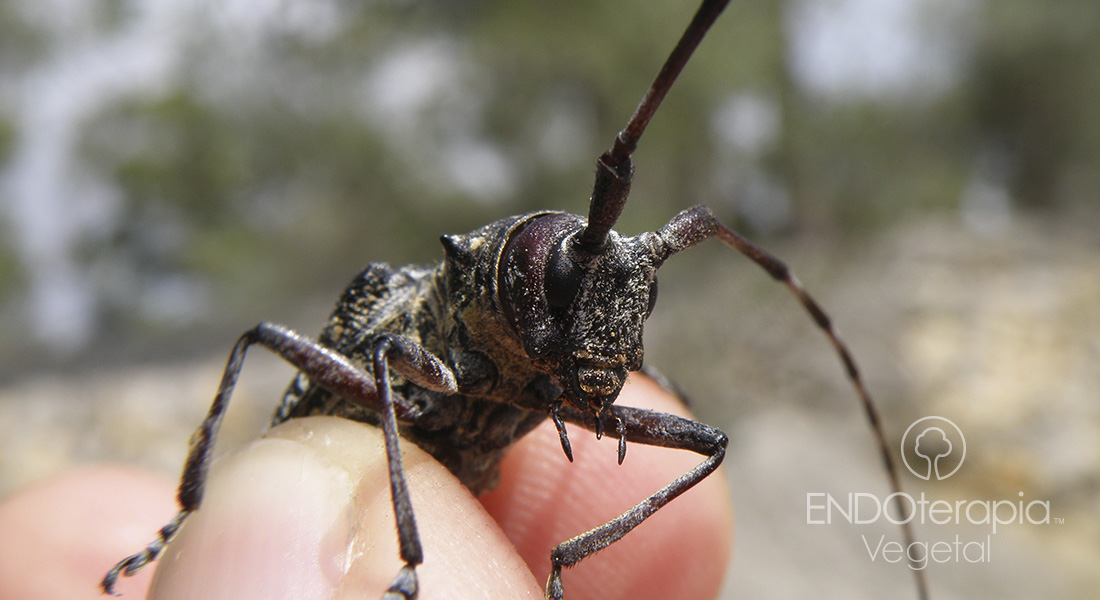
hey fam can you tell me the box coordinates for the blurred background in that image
[0,0,1096,598]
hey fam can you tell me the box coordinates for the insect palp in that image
[615,415,627,465]
[550,399,574,462]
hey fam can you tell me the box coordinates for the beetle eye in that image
[545,242,583,309]
[646,277,659,316]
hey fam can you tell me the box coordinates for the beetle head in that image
[497,212,671,418]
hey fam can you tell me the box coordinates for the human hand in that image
[0,376,732,600]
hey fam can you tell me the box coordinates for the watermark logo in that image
[807,415,1061,571]
[901,416,965,480]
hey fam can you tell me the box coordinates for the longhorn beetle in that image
[104,1,927,598]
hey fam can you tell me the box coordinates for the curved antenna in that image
[577,0,732,252]
[654,206,930,600]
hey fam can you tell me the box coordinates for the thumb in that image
[149,416,540,600]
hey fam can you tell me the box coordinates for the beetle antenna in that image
[578,0,731,252]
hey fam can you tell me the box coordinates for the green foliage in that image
[0,116,20,299]
[0,116,14,165]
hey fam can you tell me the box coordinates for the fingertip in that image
[149,426,358,600]
[148,416,541,600]
[0,466,178,600]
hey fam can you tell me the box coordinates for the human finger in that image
[0,466,178,600]
[147,416,541,600]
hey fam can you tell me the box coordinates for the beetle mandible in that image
[104,1,927,598]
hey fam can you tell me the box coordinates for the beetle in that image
[103,0,927,598]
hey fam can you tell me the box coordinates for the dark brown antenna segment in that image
[577,0,732,252]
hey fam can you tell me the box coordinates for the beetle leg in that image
[543,404,728,600]
[102,322,429,595]
[371,333,458,599]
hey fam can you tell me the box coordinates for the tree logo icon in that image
[901,416,966,480]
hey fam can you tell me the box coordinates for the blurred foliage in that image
[967,0,1100,207]
[0,116,21,298]
[0,115,13,168]
[1,0,1098,364]
[0,3,44,70]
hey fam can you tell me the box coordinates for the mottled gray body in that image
[278,213,558,493]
